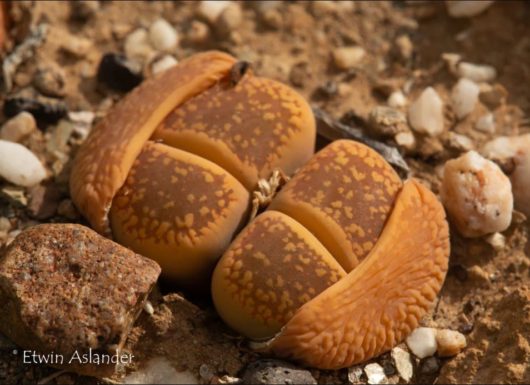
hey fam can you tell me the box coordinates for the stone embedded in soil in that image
[59,33,93,58]
[387,90,407,108]
[33,62,67,98]
[0,140,47,187]
[216,2,243,36]
[391,347,413,382]
[408,87,444,136]
[0,112,37,143]
[0,224,161,377]
[27,183,62,220]
[148,19,179,51]
[475,113,495,133]
[241,360,317,385]
[364,363,387,385]
[123,357,199,384]
[187,20,210,44]
[447,132,474,152]
[97,52,144,92]
[198,1,233,24]
[125,28,155,63]
[368,106,408,137]
[441,151,513,237]
[436,329,467,357]
[395,131,416,150]
[446,1,494,18]
[332,46,366,70]
[406,327,438,359]
[451,78,480,119]
[457,62,497,83]
[151,55,178,75]
[482,134,530,217]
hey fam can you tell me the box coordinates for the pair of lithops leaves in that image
[71,51,450,369]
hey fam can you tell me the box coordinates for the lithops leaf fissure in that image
[153,75,316,190]
[269,179,450,369]
[70,51,237,234]
[270,140,402,272]
[110,141,249,286]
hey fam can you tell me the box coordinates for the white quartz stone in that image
[408,87,444,136]
[406,327,437,359]
[364,363,387,385]
[482,134,530,217]
[446,1,494,18]
[151,55,178,75]
[149,19,179,51]
[441,151,513,237]
[451,78,480,119]
[457,62,497,83]
[198,1,232,23]
[391,347,413,382]
[0,140,47,187]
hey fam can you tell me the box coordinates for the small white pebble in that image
[395,131,416,150]
[482,134,530,217]
[0,140,47,187]
[441,151,513,237]
[216,3,243,34]
[387,90,407,108]
[391,347,413,382]
[475,113,495,133]
[408,87,444,136]
[406,327,438,359]
[485,232,506,251]
[198,0,232,23]
[364,363,387,385]
[151,55,178,75]
[332,46,366,70]
[457,62,497,83]
[124,28,155,62]
[451,78,480,119]
[0,112,37,143]
[149,19,179,51]
[435,329,467,357]
[143,301,154,315]
[446,1,494,18]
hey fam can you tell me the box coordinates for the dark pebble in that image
[3,97,67,125]
[97,53,143,92]
[242,359,317,385]
[420,357,440,375]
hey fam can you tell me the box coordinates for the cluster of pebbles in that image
[0,1,529,384]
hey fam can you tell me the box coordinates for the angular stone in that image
[0,224,161,376]
[391,347,413,382]
[436,329,467,357]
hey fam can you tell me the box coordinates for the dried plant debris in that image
[2,24,48,92]
[313,107,409,175]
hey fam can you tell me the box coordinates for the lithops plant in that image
[212,139,450,368]
[70,51,315,286]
